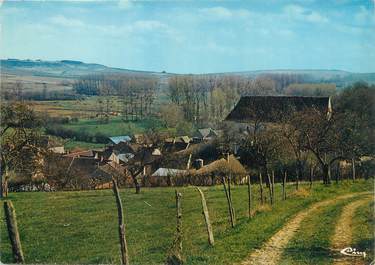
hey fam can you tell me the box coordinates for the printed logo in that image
[340,247,366,258]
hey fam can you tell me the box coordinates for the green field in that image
[32,97,178,150]
[60,117,174,150]
[32,97,122,118]
[63,140,106,150]
[0,180,373,264]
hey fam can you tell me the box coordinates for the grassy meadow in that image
[0,179,373,264]
[1,73,74,93]
[60,117,172,150]
[63,140,106,150]
[352,200,374,263]
[31,97,122,118]
[30,97,176,150]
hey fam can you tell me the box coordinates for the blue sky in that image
[1,0,374,73]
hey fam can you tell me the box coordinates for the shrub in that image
[45,125,109,144]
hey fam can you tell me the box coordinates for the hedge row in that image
[45,125,108,143]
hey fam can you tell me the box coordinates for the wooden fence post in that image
[227,175,236,222]
[271,171,275,204]
[176,191,182,254]
[267,173,273,205]
[352,158,356,182]
[0,175,2,199]
[227,175,232,206]
[112,178,129,265]
[282,171,287,200]
[247,175,252,219]
[166,190,184,265]
[295,169,299,191]
[196,187,214,246]
[222,176,235,228]
[309,167,313,189]
[4,200,25,263]
[259,173,264,204]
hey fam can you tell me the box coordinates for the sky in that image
[0,0,374,74]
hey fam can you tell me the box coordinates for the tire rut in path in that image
[331,197,372,265]
[239,192,372,265]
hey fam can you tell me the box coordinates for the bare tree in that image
[1,102,45,197]
[294,109,347,184]
[278,111,307,186]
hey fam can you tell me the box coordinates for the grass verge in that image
[352,200,374,263]
[280,197,361,265]
[0,179,373,264]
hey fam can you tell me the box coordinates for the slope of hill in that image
[1,59,374,87]
[0,59,168,78]
[208,69,375,88]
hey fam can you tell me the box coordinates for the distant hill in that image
[208,69,375,89]
[1,59,374,88]
[0,59,169,78]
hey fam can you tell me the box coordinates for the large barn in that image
[225,96,332,123]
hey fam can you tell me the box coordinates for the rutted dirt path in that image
[240,192,372,265]
[331,197,372,265]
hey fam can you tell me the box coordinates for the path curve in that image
[331,197,372,265]
[240,192,372,265]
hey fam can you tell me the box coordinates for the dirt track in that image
[240,192,372,265]
[331,197,372,265]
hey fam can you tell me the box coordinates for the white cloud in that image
[133,20,167,31]
[284,4,328,23]
[354,5,375,25]
[199,6,251,20]
[45,12,176,41]
[50,15,85,28]
[118,0,133,10]
[105,20,170,34]
[89,19,183,43]
[306,12,328,23]
[245,25,295,39]
[200,6,233,19]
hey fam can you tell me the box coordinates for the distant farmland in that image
[1,73,74,93]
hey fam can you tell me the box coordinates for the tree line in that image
[73,74,158,123]
[164,74,336,127]
[71,72,337,127]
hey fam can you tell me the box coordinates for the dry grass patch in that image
[255,204,272,214]
[291,188,311,198]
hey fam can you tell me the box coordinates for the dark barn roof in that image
[225,96,331,123]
